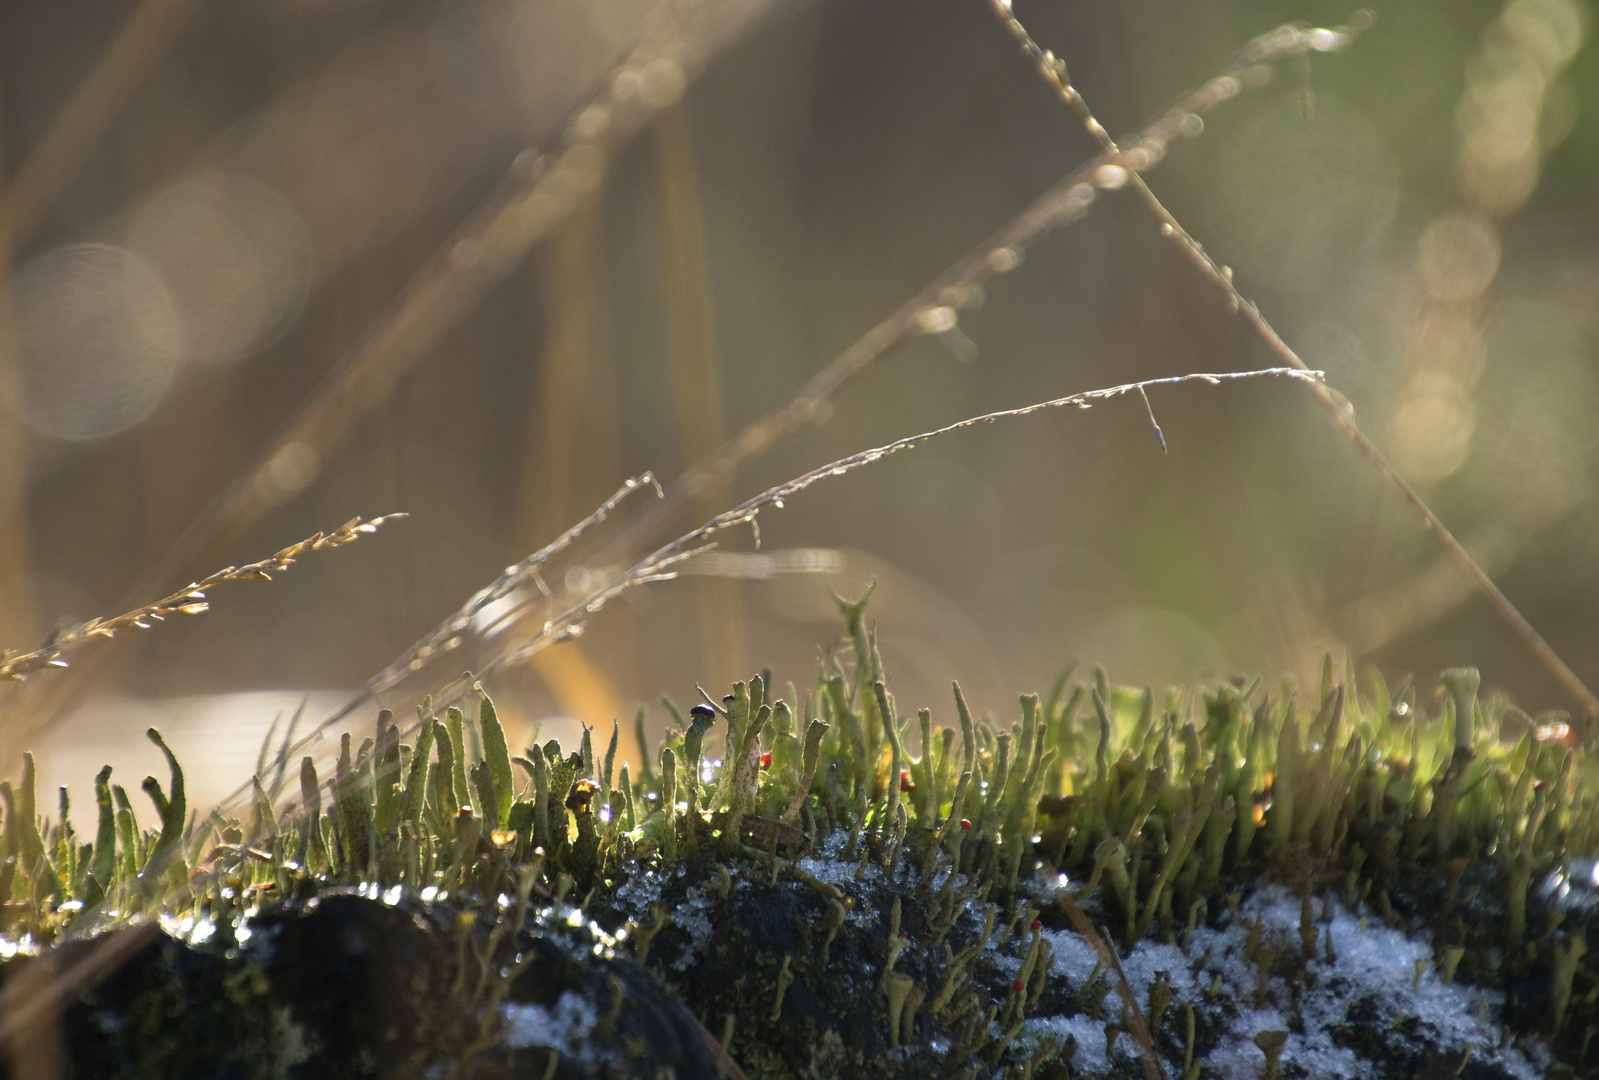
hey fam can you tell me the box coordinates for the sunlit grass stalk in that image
[984,0,1599,719]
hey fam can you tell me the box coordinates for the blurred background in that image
[2,0,1596,810]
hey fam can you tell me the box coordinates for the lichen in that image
[4,590,1597,1078]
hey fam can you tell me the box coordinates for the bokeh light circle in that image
[1211,98,1398,293]
[3,243,184,441]
[127,173,313,366]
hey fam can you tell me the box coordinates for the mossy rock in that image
[0,889,719,1079]
[4,598,1598,1077]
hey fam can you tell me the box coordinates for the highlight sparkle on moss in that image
[3,589,1596,1079]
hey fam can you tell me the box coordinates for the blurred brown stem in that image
[1055,890,1167,1080]
[580,17,1333,574]
[5,0,774,742]
[512,186,628,738]
[656,101,748,684]
[0,0,206,256]
[0,108,39,654]
[320,11,1383,734]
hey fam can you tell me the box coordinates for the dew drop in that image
[638,59,686,109]
[1309,28,1345,52]
[573,106,612,145]
[915,305,957,334]
[987,247,1019,273]
[1093,164,1128,189]
[1242,64,1274,88]
[611,69,642,101]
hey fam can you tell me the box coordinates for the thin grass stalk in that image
[575,16,1347,584]
[141,12,1373,819]
[984,0,1599,721]
[8,0,776,745]
[472,371,1320,710]
[199,475,660,820]
[0,515,401,684]
[212,368,1317,825]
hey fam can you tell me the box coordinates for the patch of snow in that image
[1184,885,1541,1080]
[797,851,879,888]
[1041,926,1100,981]
[613,870,662,916]
[1022,1013,1119,1074]
[1012,884,1544,1079]
[1114,939,1195,1009]
[669,886,715,971]
[502,991,599,1056]
[795,850,891,928]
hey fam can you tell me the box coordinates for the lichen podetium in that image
[2,589,1596,1079]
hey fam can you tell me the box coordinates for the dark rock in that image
[1,891,719,1080]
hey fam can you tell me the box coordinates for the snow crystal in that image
[1191,886,1538,1080]
[1022,1013,1117,1073]
[612,869,662,916]
[797,851,878,888]
[669,885,715,971]
[1017,884,1544,1079]
[1044,925,1099,976]
[502,991,599,1055]
[1113,939,1194,1008]
[795,849,891,928]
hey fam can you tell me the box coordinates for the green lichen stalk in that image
[3,592,1597,1079]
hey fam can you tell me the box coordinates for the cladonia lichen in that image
[3,591,1596,1078]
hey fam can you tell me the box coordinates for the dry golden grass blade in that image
[0,515,402,684]
[515,189,610,560]
[511,187,629,741]
[0,125,39,660]
[986,0,1599,722]
[207,368,1317,822]
[570,13,1350,582]
[109,0,772,615]
[656,100,749,686]
[1055,890,1168,1080]
[7,0,775,753]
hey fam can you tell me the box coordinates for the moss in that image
[4,589,1598,1077]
